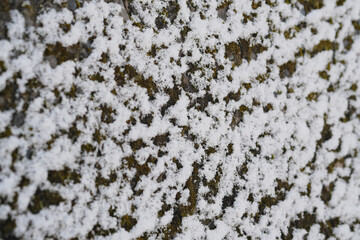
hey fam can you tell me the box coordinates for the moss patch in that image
[279,60,296,79]
[0,216,17,240]
[225,39,267,67]
[311,40,338,57]
[48,167,81,185]
[121,214,138,231]
[298,0,324,14]
[29,189,65,214]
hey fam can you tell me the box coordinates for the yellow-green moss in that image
[298,0,323,14]
[121,214,138,231]
[306,92,320,101]
[311,40,338,57]
[0,216,16,239]
[319,70,329,80]
[0,126,12,138]
[336,0,346,6]
[279,60,296,79]
[81,143,96,153]
[48,167,81,185]
[95,172,117,187]
[29,189,65,214]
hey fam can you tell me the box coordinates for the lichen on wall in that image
[0,0,360,239]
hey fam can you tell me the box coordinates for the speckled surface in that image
[0,0,360,239]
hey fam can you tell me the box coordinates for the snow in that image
[0,0,360,239]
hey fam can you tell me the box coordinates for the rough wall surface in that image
[0,0,360,239]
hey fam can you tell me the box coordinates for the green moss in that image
[45,134,57,149]
[279,60,296,79]
[67,123,81,143]
[161,84,181,115]
[180,26,191,42]
[113,66,126,86]
[237,161,249,180]
[319,70,329,80]
[249,142,261,156]
[92,128,105,144]
[87,223,116,238]
[251,0,262,9]
[0,1,10,13]
[311,40,338,57]
[316,116,332,148]
[44,42,89,65]
[255,179,292,222]
[158,199,171,218]
[161,162,201,239]
[343,35,353,51]
[350,83,357,92]
[284,29,293,40]
[123,155,137,169]
[226,143,233,156]
[320,217,340,238]
[190,92,215,111]
[155,16,167,30]
[108,206,117,218]
[352,20,360,34]
[122,155,153,192]
[242,82,252,91]
[123,65,157,100]
[265,0,277,7]
[29,189,65,214]
[327,84,335,92]
[147,44,158,58]
[282,211,317,239]
[166,1,180,23]
[99,52,109,63]
[65,84,77,99]
[100,104,116,124]
[59,23,71,33]
[306,92,320,101]
[263,103,273,112]
[137,163,151,176]
[225,39,267,67]
[95,171,117,187]
[172,157,183,169]
[0,79,18,111]
[231,105,252,129]
[336,0,346,6]
[340,105,356,123]
[81,143,96,153]
[140,114,153,126]
[0,60,6,74]
[327,157,345,173]
[89,72,105,82]
[48,167,81,185]
[298,0,323,14]
[217,0,232,10]
[19,176,30,188]
[181,162,200,215]
[321,182,335,204]
[0,216,17,240]
[0,126,12,138]
[307,182,312,196]
[152,133,169,147]
[205,146,217,156]
[156,172,167,183]
[222,185,238,211]
[224,41,240,66]
[130,139,147,151]
[121,215,138,231]
[284,22,307,39]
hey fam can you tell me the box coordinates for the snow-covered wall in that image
[0,0,360,239]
